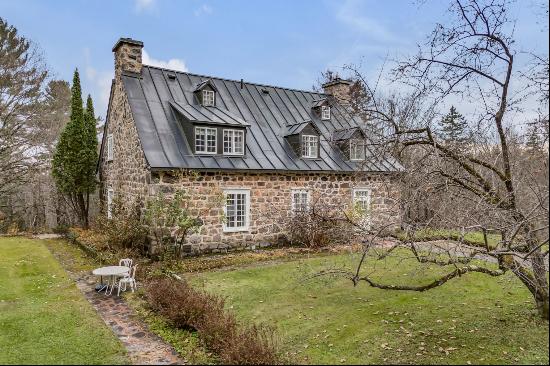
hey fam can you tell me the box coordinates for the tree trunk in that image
[535,291,549,320]
[77,193,88,229]
[506,254,549,320]
[531,252,549,320]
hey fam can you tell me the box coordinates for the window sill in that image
[222,226,249,233]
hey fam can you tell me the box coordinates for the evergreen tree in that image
[438,106,470,144]
[52,69,97,228]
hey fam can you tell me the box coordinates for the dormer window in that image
[350,139,366,161]
[202,90,215,106]
[223,129,245,155]
[195,126,217,154]
[302,135,319,158]
[321,106,331,120]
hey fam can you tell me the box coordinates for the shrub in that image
[285,211,354,248]
[144,190,203,259]
[145,277,280,364]
[95,196,148,252]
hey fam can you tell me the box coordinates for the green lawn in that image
[0,237,128,365]
[395,228,502,248]
[193,253,549,365]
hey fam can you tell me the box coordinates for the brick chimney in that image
[322,78,353,107]
[112,38,143,81]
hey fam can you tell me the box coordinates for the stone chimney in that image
[322,78,354,107]
[112,38,143,81]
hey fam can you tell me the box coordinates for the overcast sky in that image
[0,0,547,119]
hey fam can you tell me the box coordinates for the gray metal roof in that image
[193,79,218,92]
[121,65,402,172]
[311,98,329,108]
[332,127,364,141]
[284,120,321,136]
[170,101,250,126]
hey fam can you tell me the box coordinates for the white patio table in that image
[92,266,130,295]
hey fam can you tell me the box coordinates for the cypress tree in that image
[52,69,97,228]
[438,106,470,144]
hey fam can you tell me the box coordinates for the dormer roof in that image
[332,127,366,141]
[170,101,250,127]
[311,98,330,109]
[193,79,219,93]
[284,120,322,136]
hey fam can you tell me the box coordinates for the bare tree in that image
[318,0,549,319]
[0,17,48,227]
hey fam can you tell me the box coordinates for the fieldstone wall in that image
[149,170,401,252]
[98,75,150,215]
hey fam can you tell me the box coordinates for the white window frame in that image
[202,89,215,106]
[107,133,114,161]
[350,139,366,161]
[223,129,245,156]
[321,105,331,120]
[291,189,310,213]
[301,135,319,159]
[107,188,114,219]
[223,189,250,232]
[353,188,371,228]
[195,126,217,154]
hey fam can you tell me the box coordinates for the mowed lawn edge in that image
[193,253,549,365]
[0,236,129,365]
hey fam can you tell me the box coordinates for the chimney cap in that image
[112,38,144,52]
[321,77,353,88]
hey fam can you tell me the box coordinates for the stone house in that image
[98,37,402,252]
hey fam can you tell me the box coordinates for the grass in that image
[0,236,129,365]
[193,253,549,365]
[42,236,215,364]
[395,228,502,248]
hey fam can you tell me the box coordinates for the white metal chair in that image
[117,264,138,296]
[119,258,133,267]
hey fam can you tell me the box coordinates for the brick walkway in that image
[75,274,186,365]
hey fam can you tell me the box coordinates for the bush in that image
[144,190,203,259]
[145,277,280,365]
[95,196,148,252]
[285,211,354,248]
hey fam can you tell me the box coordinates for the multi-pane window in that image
[350,139,366,161]
[291,189,310,213]
[107,188,114,219]
[353,189,371,228]
[302,135,318,158]
[107,134,114,161]
[321,105,331,120]
[195,127,217,154]
[202,90,215,106]
[224,189,250,232]
[223,129,245,155]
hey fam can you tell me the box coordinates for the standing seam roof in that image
[121,65,402,172]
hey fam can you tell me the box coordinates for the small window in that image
[223,129,245,155]
[291,189,310,213]
[202,90,215,106]
[350,139,366,161]
[223,189,250,232]
[321,105,331,120]
[107,188,114,219]
[107,134,114,161]
[353,188,371,228]
[302,135,318,158]
[195,127,217,154]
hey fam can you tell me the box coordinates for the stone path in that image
[33,233,62,239]
[74,273,186,365]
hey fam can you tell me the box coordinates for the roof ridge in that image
[143,64,329,97]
